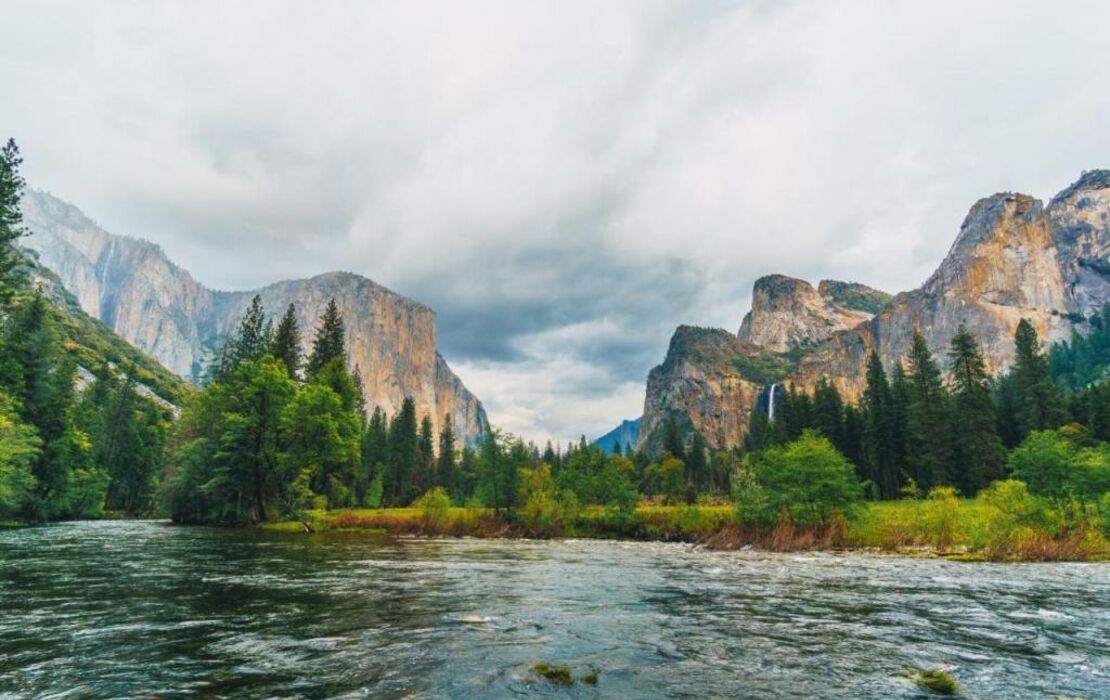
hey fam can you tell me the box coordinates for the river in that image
[0,521,1107,698]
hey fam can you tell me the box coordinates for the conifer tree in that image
[1012,319,1065,438]
[905,331,953,489]
[360,407,389,504]
[418,414,435,491]
[269,303,302,379]
[811,378,846,450]
[948,325,1006,493]
[862,350,900,498]
[688,431,709,490]
[437,415,457,493]
[307,299,346,378]
[386,397,419,504]
[661,414,686,461]
[0,139,27,301]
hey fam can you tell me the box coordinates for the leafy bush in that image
[738,431,861,527]
[1010,429,1110,501]
[413,487,451,533]
[918,486,961,550]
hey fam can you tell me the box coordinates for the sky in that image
[3,1,1110,444]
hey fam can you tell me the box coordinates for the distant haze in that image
[2,1,1109,444]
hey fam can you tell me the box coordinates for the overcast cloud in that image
[3,1,1109,443]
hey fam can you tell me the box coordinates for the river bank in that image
[260,499,1110,562]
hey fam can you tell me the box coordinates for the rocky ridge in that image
[639,171,1110,451]
[21,190,488,446]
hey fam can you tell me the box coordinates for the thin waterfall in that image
[767,383,778,422]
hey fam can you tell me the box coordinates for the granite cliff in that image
[639,171,1110,452]
[21,190,488,446]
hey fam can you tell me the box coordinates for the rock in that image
[21,189,488,446]
[737,274,878,352]
[639,171,1110,451]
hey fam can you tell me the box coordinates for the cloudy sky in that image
[3,1,1109,443]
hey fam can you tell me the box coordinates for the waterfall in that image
[98,237,116,292]
[767,383,778,422]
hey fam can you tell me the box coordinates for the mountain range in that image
[632,170,1110,452]
[20,190,488,446]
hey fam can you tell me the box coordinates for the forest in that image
[1,136,1109,561]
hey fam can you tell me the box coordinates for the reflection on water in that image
[1,521,1107,698]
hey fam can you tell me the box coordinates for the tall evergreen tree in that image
[661,414,686,461]
[386,397,419,505]
[269,303,302,379]
[437,415,457,494]
[307,299,346,378]
[687,431,709,490]
[905,331,953,489]
[862,350,900,499]
[1012,319,1065,438]
[418,414,435,491]
[948,325,1006,493]
[360,407,389,505]
[811,378,846,451]
[0,139,28,301]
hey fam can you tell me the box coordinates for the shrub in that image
[977,479,1041,557]
[918,487,961,550]
[741,431,862,528]
[413,487,451,533]
[531,663,573,686]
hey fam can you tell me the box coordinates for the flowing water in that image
[1,521,1108,699]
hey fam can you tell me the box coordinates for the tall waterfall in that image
[768,383,778,422]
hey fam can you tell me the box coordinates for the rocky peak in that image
[21,189,488,447]
[1047,170,1110,317]
[737,274,875,352]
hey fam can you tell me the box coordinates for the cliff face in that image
[640,171,1110,451]
[21,190,488,446]
[737,274,878,352]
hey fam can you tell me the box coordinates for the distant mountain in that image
[20,190,488,445]
[595,418,641,454]
[640,170,1110,452]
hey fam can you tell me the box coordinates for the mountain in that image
[639,171,1110,452]
[737,275,886,352]
[20,250,192,411]
[595,418,641,454]
[20,190,488,446]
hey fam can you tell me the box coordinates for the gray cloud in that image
[3,0,1109,443]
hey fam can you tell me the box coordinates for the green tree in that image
[269,303,302,379]
[948,325,1006,493]
[386,397,419,505]
[742,431,861,527]
[862,350,900,498]
[281,382,360,509]
[437,415,457,493]
[905,331,953,489]
[360,407,388,505]
[0,392,39,521]
[477,427,520,514]
[811,378,846,452]
[687,431,709,491]
[306,299,346,378]
[0,139,28,301]
[1012,319,1065,438]
[418,414,435,491]
[661,414,686,461]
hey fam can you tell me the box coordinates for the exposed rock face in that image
[737,274,877,352]
[21,190,488,446]
[640,326,764,451]
[640,171,1110,451]
[594,417,641,454]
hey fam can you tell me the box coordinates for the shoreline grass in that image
[258,499,1110,562]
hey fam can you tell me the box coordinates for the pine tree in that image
[688,431,709,490]
[811,378,846,450]
[661,414,686,461]
[418,414,435,492]
[862,350,900,499]
[0,139,28,301]
[905,331,953,489]
[360,407,389,505]
[948,325,1006,493]
[386,397,419,505]
[307,299,346,378]
[437,415,457,493]
[269,303,302,379]
[1012,319,1065,438]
